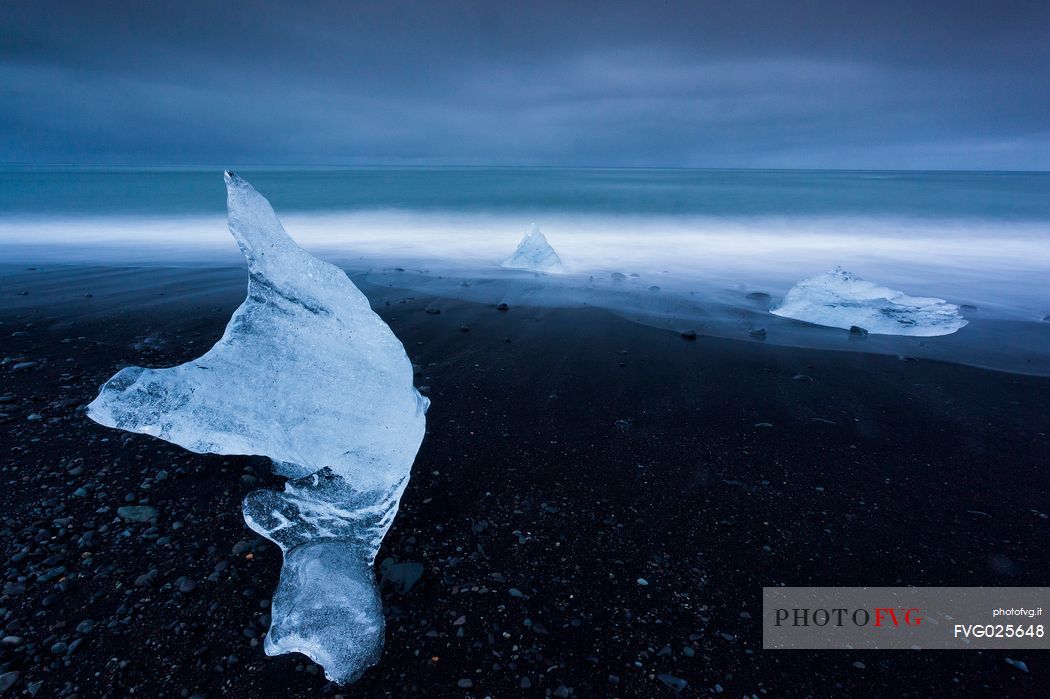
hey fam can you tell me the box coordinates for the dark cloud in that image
[2,0,1049,168]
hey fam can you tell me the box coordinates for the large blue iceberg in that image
[87,172,428,683]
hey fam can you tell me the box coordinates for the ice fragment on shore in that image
[501,223,564,273]
[771,267,966,336]
[87,172,427,684]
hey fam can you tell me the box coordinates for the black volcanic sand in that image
[0,264,1048,698]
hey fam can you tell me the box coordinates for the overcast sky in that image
[3,0,1049,169]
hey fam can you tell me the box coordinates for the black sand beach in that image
[0,264,1047,697]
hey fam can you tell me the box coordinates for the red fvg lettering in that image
[874,607,922,627]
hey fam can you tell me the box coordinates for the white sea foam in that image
[2,210,1048,297]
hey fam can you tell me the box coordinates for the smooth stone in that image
[0,672,19,692]
[117,506,158,523]
[657,673,688,692]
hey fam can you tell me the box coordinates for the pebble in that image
[657,673,687,692]
[379,559,424,594]
[117,505,158,522]
[0,672,19,692]
[1005,657,1029,673]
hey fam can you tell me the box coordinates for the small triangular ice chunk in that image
[501,223,564,273]
[771,267,967,336]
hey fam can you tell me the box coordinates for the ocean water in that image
[2,166,1048,372]
[4,167,1050,218]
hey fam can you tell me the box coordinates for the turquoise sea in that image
[3,166,1050,219]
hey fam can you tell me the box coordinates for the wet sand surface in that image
[0,265,1047,697]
